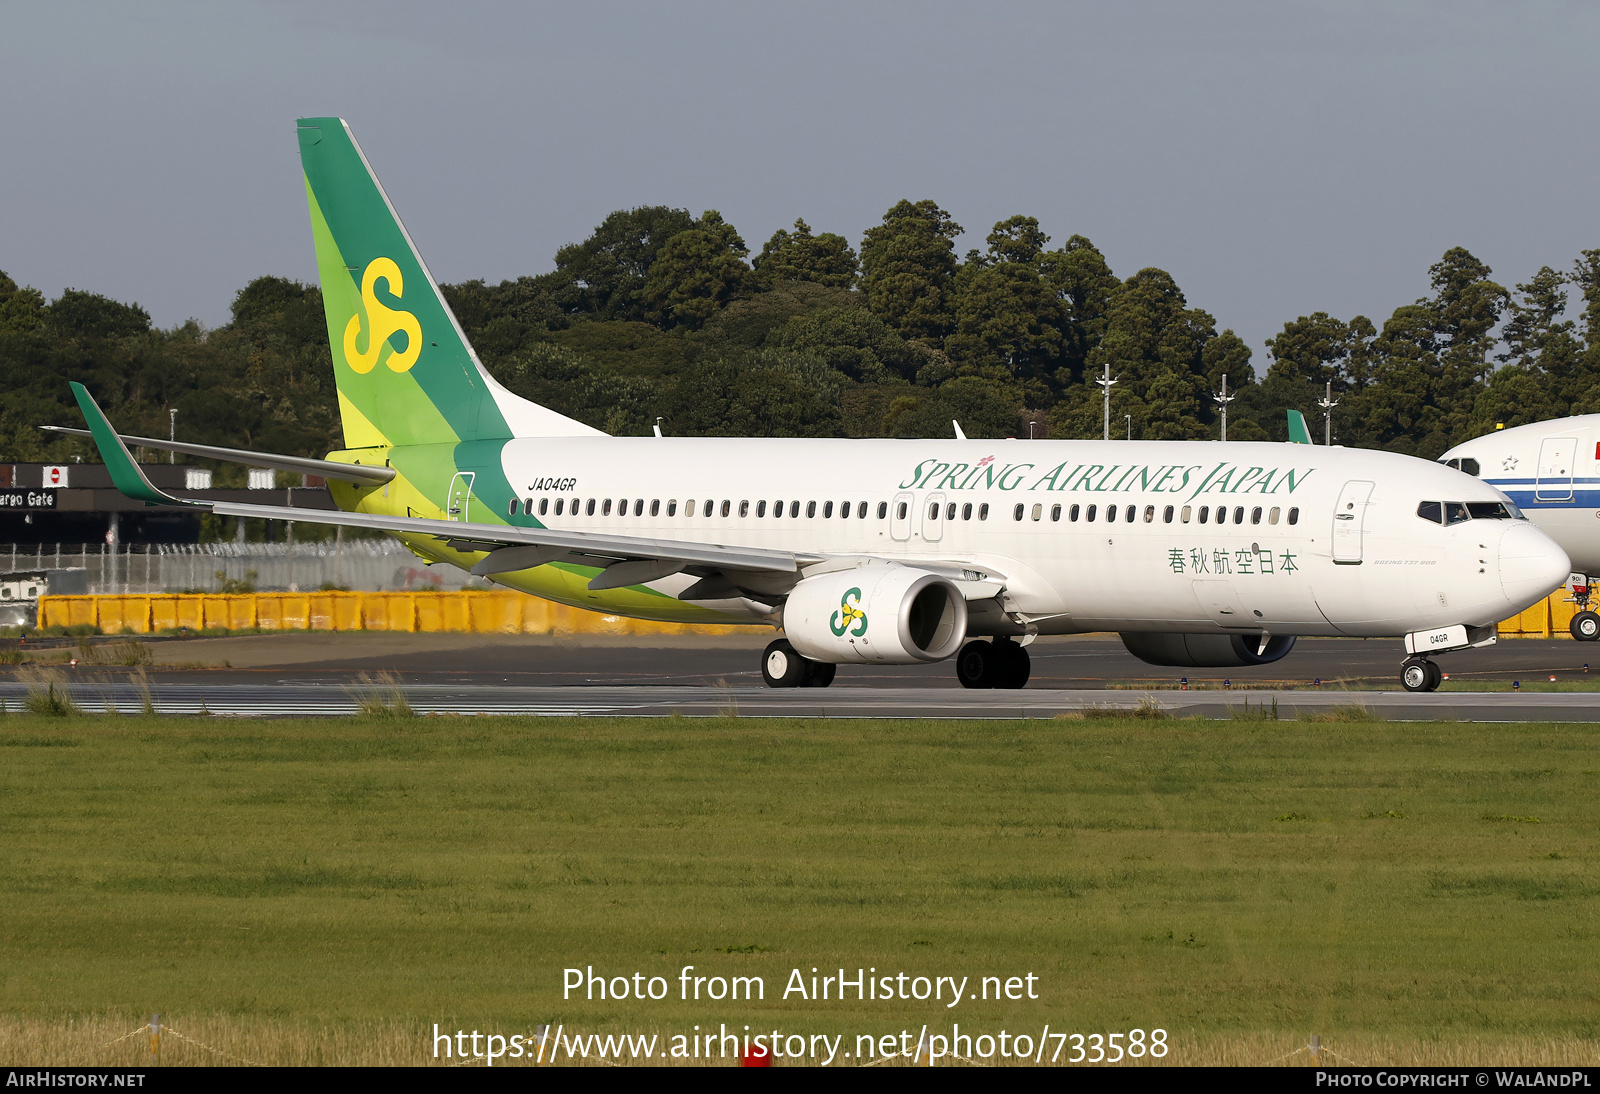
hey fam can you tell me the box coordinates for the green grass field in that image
[1,711,1597,1066]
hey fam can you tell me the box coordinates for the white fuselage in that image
[1441,415,1600,579]
[468,437,1569,639]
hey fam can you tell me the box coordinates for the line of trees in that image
[4,201,1600,464]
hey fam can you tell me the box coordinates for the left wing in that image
[67,383,813,589]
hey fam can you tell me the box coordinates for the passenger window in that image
[965,503,975,520]
[685,499,695,516]
[774,500,784,517]
[667,500,677,516]
[1181,505,1191,523]
[720,500,731,517]
[1069,504,1080,522]
[1050,504,1061,522]
[1031,503,1043,521]
[1268,506,1279,525]
[555,499,565,516]
[739,500,750,517]
[756,500,766,517]
[1198,506,1209,524]
[1163,505,1174,523]
[523,498,534,516]
[1417,501,1443,524]
[1013,503,1024,521]
[896,501,907,520]
[946,503,956,520]
[635,499,645,517]
[650,499,659,517]
[1251,506,1262,525]
[858,502,868,519]
[602,499,612,516]
[877,502,888,519]
[508,498,520,517]
[1234,506,1245,524]
[807,501,816,518]
[1287,507,1299,525]
[979,503,989,520]
[1126,505,1136,522]
[586,499,596,516]
[840,501,850,519]
[1106,504,1117,523]
[705,500,715,517]
[1086,504,1097,521]
[826,501,836,518]
[1144,505,1155,523]
[540,498,550,516]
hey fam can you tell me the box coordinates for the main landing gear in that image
[956,637,1031,690]
[761,639,836,688]
[1400,657,1442,693]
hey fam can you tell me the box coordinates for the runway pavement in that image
[8,632,1600,720]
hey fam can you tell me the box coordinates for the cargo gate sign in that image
[0,489,57,510]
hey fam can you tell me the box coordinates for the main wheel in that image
[956,640,994,689]
[1401,659,1437,693]
[1572,610,1600,641]
[1425,660,1443,690]
[992,640,1031,690]
[762,639,808,688]
[802,661,836,688]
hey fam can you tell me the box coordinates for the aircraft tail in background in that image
[1286,409,1314,445]
[296,117,602,449]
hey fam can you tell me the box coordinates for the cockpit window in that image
[1419,499,1524,524]
[1439,457,1482,476]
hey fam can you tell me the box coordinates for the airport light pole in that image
[1212,374,1234,442]
[168,408,177,463]
[1318,381,1338,446]
[1096,362,1118,441]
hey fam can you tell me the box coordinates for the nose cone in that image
[1499,522,1571,610]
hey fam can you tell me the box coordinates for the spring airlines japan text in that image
[897,458,1314,501]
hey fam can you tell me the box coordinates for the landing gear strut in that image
[761,639,836,688]
[1568,577,1598,641]
[1400,657,1442,693]
[956,637,1031,690]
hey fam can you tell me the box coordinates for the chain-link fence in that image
[0,539,483,595]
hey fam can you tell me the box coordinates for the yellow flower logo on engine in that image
[829,587,868,638]
[343,257,423,374]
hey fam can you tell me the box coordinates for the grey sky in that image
[3,1,1597,371]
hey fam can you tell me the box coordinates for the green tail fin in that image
[297,118,600,448]
[1286,409,1314,445]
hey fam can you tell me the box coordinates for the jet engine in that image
[1120,632,1297,668]
[783,565,968,664]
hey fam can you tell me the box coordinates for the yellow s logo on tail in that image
[343,257,423,374]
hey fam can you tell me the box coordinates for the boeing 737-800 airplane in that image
[54,118,1572,693]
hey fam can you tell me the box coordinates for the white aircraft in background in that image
[1441,416,1600,639]
[54,118,1573,693]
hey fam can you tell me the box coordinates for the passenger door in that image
[446,472,475,522]
[1537,436,1576,501]
[1332,480,1373,564]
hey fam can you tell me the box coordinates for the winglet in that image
[1286,409,1314,445]
[68,383,188,505]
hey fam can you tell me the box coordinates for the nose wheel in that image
[1401,658,1442,693]
[1571,611,1600,641]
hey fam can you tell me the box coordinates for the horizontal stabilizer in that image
[39,425,394,485]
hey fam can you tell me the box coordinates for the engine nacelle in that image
[1120,632,1297,668]
[783,565,968,664]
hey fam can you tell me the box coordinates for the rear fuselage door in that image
[447,471,475,521]
[890,491,914,541]
[1332,479,1374,564]
[920,491,946,542]
[1536,436,1576,500]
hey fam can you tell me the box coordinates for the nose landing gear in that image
[1400,658,1442,693]
[1568,577,1598,641]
